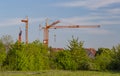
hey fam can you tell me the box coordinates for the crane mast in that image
[43,19,60,46]
[42,20,100,47]
[21,17,28,44]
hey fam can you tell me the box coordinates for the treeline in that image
[0,35,120,71]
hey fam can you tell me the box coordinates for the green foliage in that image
[67,37,84,51]
[109,44,120,70]
[54,50,77,70]
[1,35,13,53]
[67,37,91,70]
[94,48,113,71]
[1,35,120,71]
[2,40,49,71]
[52,37,92,70]
[0,40,6,70]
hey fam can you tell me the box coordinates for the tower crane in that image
[21,17,28,44]
[42,19,100,47]
[42,19,60,47]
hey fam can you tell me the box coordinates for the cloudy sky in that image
[0,0,120,49]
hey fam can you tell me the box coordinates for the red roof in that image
[51,48,64,52]
[85,48,96,56]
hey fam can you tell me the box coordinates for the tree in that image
[1,35,13,53]
[54,50,77,70]
[94,48,113,71]
[109,44,120,70]
[0,40,6,70]
[67,37,91,70]
[2,40,49,71]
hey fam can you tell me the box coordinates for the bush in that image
[2,40,50,71]
[109,45,120,70]
[0,40,6,70]
[67,37,92,70]
[54,50,77,70]
[94,48,113,71]
[52,37,93,70]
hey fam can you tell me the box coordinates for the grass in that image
[0,70,120,76]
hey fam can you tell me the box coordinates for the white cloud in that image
[86,29,112,35]
[89,0,120,9]
[57,16,120,35]
[100,20,120,25]
[29,18,45,24]
[107,8,120,14]
[0,18,45,27]
[0,18,22,27]
[56,0,120,9]
[1,16,118,35]
[60,16,103,25]
[55,16,111,35]
[1,15,119,27]
[59,15,120,25]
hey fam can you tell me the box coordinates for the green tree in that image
[109,44,120,70]
[0,40,6,70]
[2,40,49,71]
[67,37,91,70]
[26,40,49,70]
[54,50,77,70]
[94,48,113,71]
[1,35,13,53]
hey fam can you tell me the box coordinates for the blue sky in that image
[0,0,120,49]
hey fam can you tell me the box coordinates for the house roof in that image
[85,48,96,56]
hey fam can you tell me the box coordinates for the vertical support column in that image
[43,28,48,47]
[43,18,49,47]
[26,17,28,44]
[21,17,28,44]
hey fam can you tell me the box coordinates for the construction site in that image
[0,16,120,72]
[20,17,100,45]
[0,0,120,75]
[19,17,100,52]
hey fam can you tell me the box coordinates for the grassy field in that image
[0,70,120,76]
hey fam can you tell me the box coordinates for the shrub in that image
[94,48,113,71]
[54,50,77,70]
[2,40,50,71]
[109,45,120,70]
[0,40,6,70]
